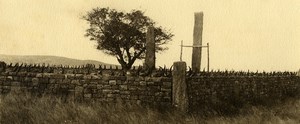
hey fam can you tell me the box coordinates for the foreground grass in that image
[0,94,300,124]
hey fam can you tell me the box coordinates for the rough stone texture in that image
[145,26,155,70]
[187,75,300,112]
[0,62,300,112]
[172,61,188,112]
[192,12,203,72]
[0,72,172,108]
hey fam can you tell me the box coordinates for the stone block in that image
[97,98,106,101]
[107,94,114,98]
[120,91,130,95]
[147,81,155,85]
[152,77,162,83]
[139,81,146,86]
[88,84,97,89]
[84,93,92,98]
[154,92,163,97]
[39,78,49,84]
[134,76,144,82]
[102,89,113,94]
[97,84,104,89]
[107,98,115,102]
[36,73,43,78]
[121,95,130,99]
[161,88,171,92]
[18,72,27,77]
[103,85,111,89]
[83,75,92,79]
[112,90,120,94]
[111,85,119,90]
[51,74,65,79]
[127,76,135,81]
[130,95,138,100]
[75,74,84,79]
[147,86,160,92]
[163,91,171,96]
[155,97,162,101]
[12,76,19,81]
[145,77,152,82]
[2,81,11,86]
[32,78,39,86]
[8,72,16,76]
[102,75,110,81]
[56,79,64,84]
[133,81,140,85]
[63,79,71,84]
[101,80,109,85]
[128,86,137,90]
[115,76,126,80]
[68,84,75,89]
[49,79,56,84]
[75,86,83,92]
[66,74,75,79]
[71,80,80,85]
[161,77,172,82]
[83,83,88,88]
[162,82,172,88]
[3,86,10,90]
[0,76,6,81]
[119,85,128,90]
[7,76,13,81]
[162,97,171,102]
[137,86,146,91]
[95,93,105,98]
[116,80,122,85]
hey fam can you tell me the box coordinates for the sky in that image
[0,0,299,71]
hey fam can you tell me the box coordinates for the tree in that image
[83,7,173,70]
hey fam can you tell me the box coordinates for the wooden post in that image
[172,61,188,112]
[207,43,209,72]
[192,12,203,72]
[145,26,155,70]
[180,40,183,61]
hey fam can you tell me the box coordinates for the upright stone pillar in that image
[192,12,204,72]
[0,61,6,72]
[172,61,188,112]
[145,26,156,70]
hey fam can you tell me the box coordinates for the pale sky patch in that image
[0,0,299,71]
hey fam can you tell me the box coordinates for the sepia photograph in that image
[0,0,300,123]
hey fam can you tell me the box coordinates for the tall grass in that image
[0,93,300,124]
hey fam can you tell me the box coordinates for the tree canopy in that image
[83,7,173,70]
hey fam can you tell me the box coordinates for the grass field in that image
[0,93,300,124]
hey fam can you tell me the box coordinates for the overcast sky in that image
[0,0,299,71]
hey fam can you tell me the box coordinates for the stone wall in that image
[0,72,172,108]
[187,75,300,112]
[1,62,300,112]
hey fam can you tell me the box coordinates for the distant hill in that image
[0,54,115,67]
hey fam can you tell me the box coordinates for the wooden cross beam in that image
[180,41,210,72]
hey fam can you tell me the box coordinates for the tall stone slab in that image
[145,26,155,70]
[172,61,188,112]
[192,12,204,72]
[0,61,6,72]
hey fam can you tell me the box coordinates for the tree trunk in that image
[119,62,133,71]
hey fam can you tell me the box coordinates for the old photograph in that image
[0,0,299,123]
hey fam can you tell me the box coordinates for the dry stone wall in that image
[0,72,172,108]
[1,62,300,112]
[187,75,300,112]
